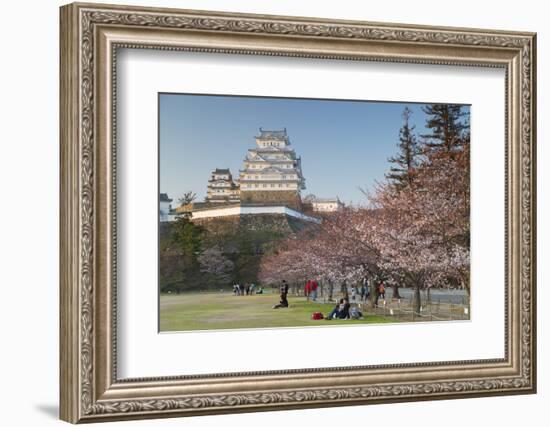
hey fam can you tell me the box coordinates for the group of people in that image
[269,277,389,317]
[304,279,319,301]
[325,297,364,320]
[233,283,263,296]
[354,278,387,305]
[326,278,387,320]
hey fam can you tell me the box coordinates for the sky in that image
[159,94,469,206]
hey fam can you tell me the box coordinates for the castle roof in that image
[249,146,295,154]
[240,165,299,174]
[256,128,288,140]
[208,177,234,183]
[241,178,305,185]
[312,197,343,204]
[208,180,239,188]
[245,151,295,162]
[213,168,231,175]
[245,157,293,163]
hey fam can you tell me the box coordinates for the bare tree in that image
[178,191,197,207]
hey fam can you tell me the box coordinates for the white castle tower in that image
[205,168,240,203]
[239,128,305,199]
[181,128,319,223]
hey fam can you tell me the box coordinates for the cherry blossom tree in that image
[259,106,470,315]
[198,246,234,286]
[370,147,470,312]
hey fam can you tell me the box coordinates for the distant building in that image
[177,127,340,223]
[311,197,344,213]
[239,128,306,194]
[159,193,175,222]
[205,168,240,203]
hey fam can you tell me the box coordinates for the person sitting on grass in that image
[349,305,364,320]
[272,281,289,309]
[325,298,351,320]
[272,290,289,309]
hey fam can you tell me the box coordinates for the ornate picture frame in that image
[60,2,536,423]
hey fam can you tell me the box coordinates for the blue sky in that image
[159,94,468,206]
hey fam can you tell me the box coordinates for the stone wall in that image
[191,212,314,235]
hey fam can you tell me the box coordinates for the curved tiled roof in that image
[239,178,301,183]
[250,146,294,153]
[256,128,288,140]
[240,165,299,174]
[213,168,231,175]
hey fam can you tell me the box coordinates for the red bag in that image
[311,312,324,320]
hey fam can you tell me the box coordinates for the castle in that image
[171,128,342,222]
[205,169,240,203]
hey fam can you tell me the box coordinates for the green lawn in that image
[160,291,396,332]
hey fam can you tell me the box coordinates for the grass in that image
[160,291,396,332]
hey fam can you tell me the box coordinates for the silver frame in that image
[60,2,536,423]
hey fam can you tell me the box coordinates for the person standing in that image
[378,281,386,302]
[310,280,318,302]
[304,280,311,301]
[350,285,358,305]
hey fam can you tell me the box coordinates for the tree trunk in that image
[461,271,470,296]
[369,281,379,308]
[413,285,421,314]
[341,282,348,299]
[328,279,334,301]
[392,284,401,300]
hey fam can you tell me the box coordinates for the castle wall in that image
[191,212,318,235]
[239,190,302,210]
[191,204,319,223]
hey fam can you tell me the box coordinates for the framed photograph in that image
[60,2,537,423]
